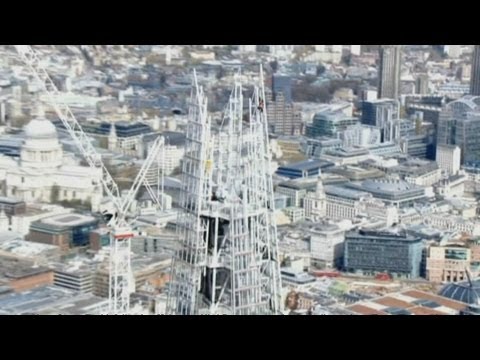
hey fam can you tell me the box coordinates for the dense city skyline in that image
[0,45,479,315]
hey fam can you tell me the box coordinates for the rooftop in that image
[0,256,52,280]
[347,289,466,315]
[278,159,334,172]
[38,213,97,229]
[0,285,107,315]
[351,179,422,194]
[324,184,371,200]
[0,234,60,258]
[439,278,480,306]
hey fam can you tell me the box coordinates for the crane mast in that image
[14,45,165,314]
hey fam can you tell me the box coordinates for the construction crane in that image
[14,45,165,314]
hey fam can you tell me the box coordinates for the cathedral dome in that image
[24,117,58,140]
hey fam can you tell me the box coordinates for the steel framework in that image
[167,68,281,315]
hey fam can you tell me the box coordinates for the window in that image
[21,177,25,183]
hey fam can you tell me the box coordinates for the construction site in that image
[12,45,282,315]
[5,45,478,316]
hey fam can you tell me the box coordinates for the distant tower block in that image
[436,144,461,176]
[378,45,402,100]
[0,102,6,124]
[167,69,282,315]
[470,45,480,96]
[108,122,117,151]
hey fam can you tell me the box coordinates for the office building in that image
[282,206,305,223]
[387,159,441,187]
[276,159,333,179]
[276,179,315,208]
[324,185,372,220]
[470,45,480,96]
[346,179,427,208]
[437,96,480,165]
[415,74,429,95]
[304,138,342,158]
[344,229,423,279]
[309,223,345,269]
[378,45,402,100]
[361,99,399,131]
[0,256,54,292]
[436,144,461,175]
[399,134,434,159]
[272,74,292,103]
[26,213,99,251]
[339,123,381,148]
[306,111,358,138]
[266,90,302,136]
[53,263,94,293]
[427,245,472,283]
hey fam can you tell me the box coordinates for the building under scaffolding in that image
[166,69,282,315]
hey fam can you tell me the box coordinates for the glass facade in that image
[306,112,358,138]
[344,230,423,279]
[71,222,99,247]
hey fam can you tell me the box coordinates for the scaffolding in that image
[167,68,282,315]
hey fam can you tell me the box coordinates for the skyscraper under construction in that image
[166,69,282,315]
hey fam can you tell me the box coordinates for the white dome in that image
[24,117,58,139]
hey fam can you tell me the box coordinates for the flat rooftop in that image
[0,285,107,315]
[0,196,24,205]
[278,159,333,172]
[0,256,52,280]
[41,214,97,227]
[347,289,467,315]
[0,236,60,258]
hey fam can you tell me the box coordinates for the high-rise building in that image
[415,73,429,95]
[339,123,381,148]
[436,144,461,175]
[344,229,423,279]
[378,45,402,100]
[272,74,292,103]
[167,73,281,315]
[266,90,302,135]
[306,111,358,138]
[437,96,480,165]
[470,45,480,96]
[361,99,399,139]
